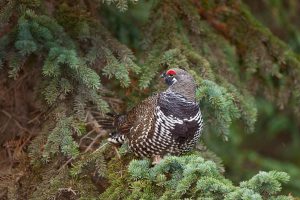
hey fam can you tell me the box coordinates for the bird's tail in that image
[95,112,116,130]
[107,132,126,144]
[95,112,126,145]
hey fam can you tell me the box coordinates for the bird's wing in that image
[97,94,158,137]
[157,92,200,142]
[116,94,158,136]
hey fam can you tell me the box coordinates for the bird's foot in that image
[152,155,162,165]
[113,146,121,159]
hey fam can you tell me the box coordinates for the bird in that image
[98,68,203,160]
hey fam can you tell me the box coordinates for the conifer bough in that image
[0,0,298,199]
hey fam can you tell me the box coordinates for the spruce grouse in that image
[99,68,203,158]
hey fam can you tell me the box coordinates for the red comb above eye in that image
[166,69,176,75]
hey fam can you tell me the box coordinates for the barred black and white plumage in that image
[99,68,203,158]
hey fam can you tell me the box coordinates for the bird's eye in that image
[166,69,176,76]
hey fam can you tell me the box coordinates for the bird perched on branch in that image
[99,68,203,161]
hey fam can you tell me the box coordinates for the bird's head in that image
[161,68,196,101]
[161,68,194,86]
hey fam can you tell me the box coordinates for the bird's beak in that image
[161,72,166,78]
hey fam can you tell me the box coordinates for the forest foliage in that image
[0,0,299,199]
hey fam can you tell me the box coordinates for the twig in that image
[18,135,32,154]
[27,112,43,124]
[59,110,110,171]
[59,157,73,171]
[86,111,107,137]
[113,146,121,159]
[0,115,11,134]
[92,142,109,154]
[58,187,77,196]
[79,128,95,146]
[59,142,109,171]
[1,109,31,133]
[27,91,65,125]
[84,133,103,153]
